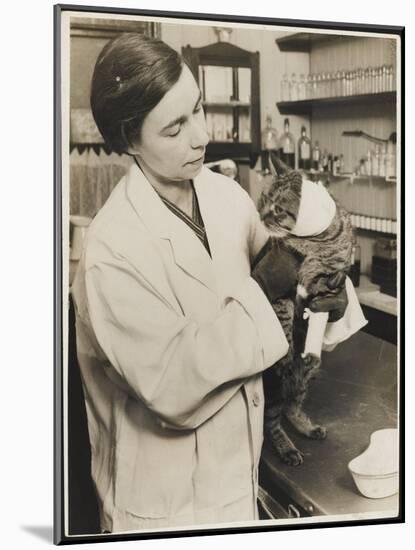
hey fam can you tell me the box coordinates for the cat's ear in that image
[269,151,291,177]
[327,271,346,290]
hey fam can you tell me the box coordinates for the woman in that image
[71,33,364,533]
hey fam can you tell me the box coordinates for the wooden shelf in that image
[277,92,396,115]
[356,274,397,316]
[203,101,250,108]
[275,32,346,53]
[305,171,397,186]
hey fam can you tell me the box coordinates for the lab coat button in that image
[252,392,261,407]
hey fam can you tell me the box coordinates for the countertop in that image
[260,330,399,518]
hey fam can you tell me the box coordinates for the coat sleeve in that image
[84,256,288,431]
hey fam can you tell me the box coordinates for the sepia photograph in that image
[54,4,403,544]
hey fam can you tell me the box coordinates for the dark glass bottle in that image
[298,126,311,170]
[311,140,321,171]
[278,118,295,169]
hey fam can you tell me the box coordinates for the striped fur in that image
[258,169,353,465]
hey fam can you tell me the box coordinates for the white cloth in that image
[292,178,337,237]
[323,276,368,351]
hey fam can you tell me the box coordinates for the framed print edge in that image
[54,3,405,544]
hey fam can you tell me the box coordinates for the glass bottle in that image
[339,154,345,174]
[262,115,278,151]
[320,73,327,97]
[372,145,381,176]
[385,137,396,179]
[315,73,322,98]
[379,144,387,177]
[322,149,329,172]
[340,71,347,96]
[298,74,306,100]
[370,67,377,94]
[335,70,342,97]
[261,114,278,174]
[311,141,321,171]
[306,74,313,99]
[281,73,289,102]
[298,125,311,170]
[381,65,388,93]
[312,73,318,99]
[278,118,296,169]
[365,67,371,94]
[290,72,298,101]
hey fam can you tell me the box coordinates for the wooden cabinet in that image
[182,42,260,165]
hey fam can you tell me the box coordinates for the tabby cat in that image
[257,159,353,466]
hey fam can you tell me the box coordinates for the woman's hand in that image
[308,286,348,322]
[251,238,301,303]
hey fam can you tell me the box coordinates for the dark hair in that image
[90,33,183,154]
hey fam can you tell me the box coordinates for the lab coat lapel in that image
[126,162,217,292]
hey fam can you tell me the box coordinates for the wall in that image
[161,22,310,201]
[310,36,397,174]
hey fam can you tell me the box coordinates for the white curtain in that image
[70,148,133,218]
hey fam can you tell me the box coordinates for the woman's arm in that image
[85,256,288,431]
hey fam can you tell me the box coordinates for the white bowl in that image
[348,428,398,499]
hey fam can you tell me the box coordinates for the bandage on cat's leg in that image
[302,309,329,358]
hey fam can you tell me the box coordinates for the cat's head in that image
[257,158,302,237]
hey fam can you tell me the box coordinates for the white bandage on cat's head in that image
[291,178,336,237]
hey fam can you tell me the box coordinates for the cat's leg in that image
[264,391,304,466]
[263,298,304,466]
[285,354,327,440]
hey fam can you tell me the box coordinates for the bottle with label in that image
[278,118,295,169]
[311,141,321,171]
[262,115,278,151]
[261,115,278,174]
[298,126,311,170]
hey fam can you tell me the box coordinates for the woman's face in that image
[130,64,209,183]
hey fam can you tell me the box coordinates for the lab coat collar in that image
[125,162,217,292]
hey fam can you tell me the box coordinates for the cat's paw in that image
[302,353,321,372]
[309,426,327,440]
[280,448,304,466]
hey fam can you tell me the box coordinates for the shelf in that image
[305,171,397,186]
[356,274,397,316]
[276,91,396,115]
[275,32,346,53]
[354,226,397,236]
[203,101,250,108]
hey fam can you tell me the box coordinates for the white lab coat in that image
[71,163,366,533]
